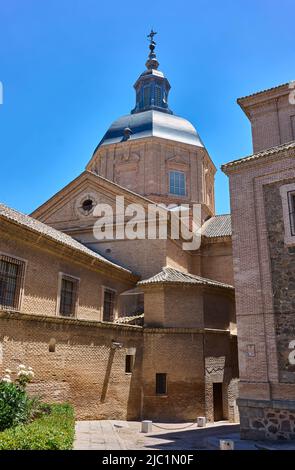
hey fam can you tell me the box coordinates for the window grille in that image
[59,276,78,317]
[0,255,25,310]
[103,288,115,322]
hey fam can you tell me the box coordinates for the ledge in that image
[0,310,143,333]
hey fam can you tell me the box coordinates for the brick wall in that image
[0,312,143,420]
[142,329,206,421]
[0,228,135,321]
[200,240,234,286]
[225,145,295,439]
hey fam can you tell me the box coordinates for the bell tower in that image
[131,30,172,115]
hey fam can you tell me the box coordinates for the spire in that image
[146,29,159,70]
[131,30,172,115]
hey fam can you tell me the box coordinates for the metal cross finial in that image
[147,29,157,44]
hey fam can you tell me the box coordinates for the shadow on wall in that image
[100,348,116,403]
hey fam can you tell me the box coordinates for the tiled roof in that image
[202,214,231,238]
[138,267,233,289]
[237,82,289,102]
[222,141,295,172]
[0,203,133,275]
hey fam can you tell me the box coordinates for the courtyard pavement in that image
[74,420,295,450]
[74,420,242,450]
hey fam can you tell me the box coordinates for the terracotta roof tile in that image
[202,214,231,238]
[222,141,295,172]
[138,267,233,289]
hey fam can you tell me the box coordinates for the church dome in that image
[96,110,204,148]
[93,30,204,153]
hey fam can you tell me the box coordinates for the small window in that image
[0,255,25,310]
[169,171,186,196]
[103,288,116,322]
[125,355,134,373]
[155,86,162,107]
[156,373,167,395]
[143,86,151,107]
[82,199,94,213]
[59,276,78,317]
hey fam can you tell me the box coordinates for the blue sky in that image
[0,0,294,215]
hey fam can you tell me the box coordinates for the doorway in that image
[213,382,224,421]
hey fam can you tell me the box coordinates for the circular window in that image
[82,199,94,213]
[75,192,98,217]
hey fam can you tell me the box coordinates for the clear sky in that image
[0,0,294,215]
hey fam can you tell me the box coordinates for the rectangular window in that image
[0,255,25,310]
[156,373,167,395]
[103,288,116,322]
[59,276,78,317]
[169,171,186,196]
[155,86,162,107]
[143,86,151,108]
[125,355,134,373]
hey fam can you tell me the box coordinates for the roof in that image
[31,170,158,219]
[0,203,134,276]
[94,110,204,150]
[202,214,231,238]
[237,82,290,103]
[138,266,233,289]
[222,141,295,173]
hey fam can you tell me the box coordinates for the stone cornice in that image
[0,310,143,332]
[222,141,295,175]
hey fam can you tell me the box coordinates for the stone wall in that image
[239,399,295,440]
[264,179,295,383]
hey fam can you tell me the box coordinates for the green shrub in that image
[0,382,34,431]
[0,403,75,450]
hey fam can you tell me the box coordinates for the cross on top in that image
[147,29,157,44]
